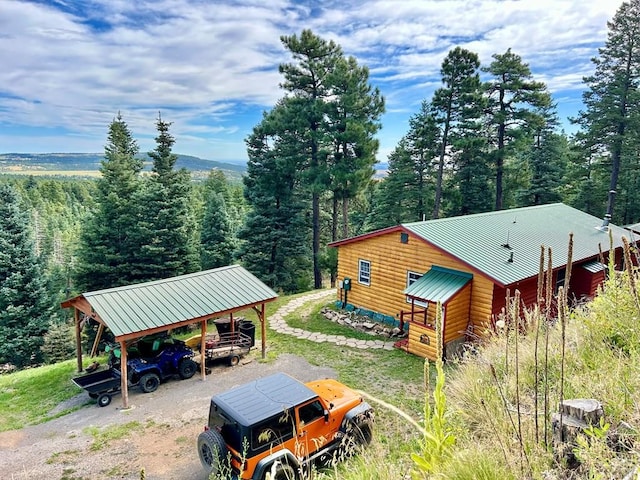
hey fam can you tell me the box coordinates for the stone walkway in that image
[269,289,396,350]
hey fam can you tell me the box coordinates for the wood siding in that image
[336,231,495,344]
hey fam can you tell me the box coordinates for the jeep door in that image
[295,399,331,458]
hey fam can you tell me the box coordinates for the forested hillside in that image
[0,152,245,181]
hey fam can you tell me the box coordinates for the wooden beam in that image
[90,323,105,357]
[258,303,266,359]
[75,308,83,372]
[200,320,207,382]
[120,340,129,409]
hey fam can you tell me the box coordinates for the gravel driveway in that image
[0,354,336,480]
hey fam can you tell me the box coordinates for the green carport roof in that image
[403,266,472,303]
[62,265,278,340]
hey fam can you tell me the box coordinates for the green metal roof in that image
[403,266,472,303]
[402,203,630,286]
[80,265,278,339]
[582,260,605,273]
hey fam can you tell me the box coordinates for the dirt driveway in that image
[0,354,336,480]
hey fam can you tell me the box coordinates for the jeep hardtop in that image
[197,372,374,479]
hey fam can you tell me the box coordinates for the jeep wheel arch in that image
[197,429,228,475]
[255,452,300,480]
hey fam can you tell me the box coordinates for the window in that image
[358,259,371,285]
[297,399,324,426]
[251,411,295,451]
[555,268,566,293]
[406,271,427,308]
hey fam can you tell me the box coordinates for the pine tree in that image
[431,47,482,218]
[327,55,385,240]
[75,112,143,291]
[0,185,53,368]
[279,30,344,289]
[484,49,553,210]
[237,101,312,293]
[133,114,199,281]
[574,0,640,223]
[200,192,234,269]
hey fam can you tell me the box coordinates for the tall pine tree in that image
[0,185,54,368]
[431,47,482,218]
[237,100,312,292]
[75,112,143,291]
[484,49,553,210]
[574,0,640,224]
[133,114,199,281]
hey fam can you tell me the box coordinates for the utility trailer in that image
[186,331,252,367]
[72,368,122,407]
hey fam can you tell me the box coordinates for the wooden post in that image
[75,309,83,372]
[90,323,104,357]
[230,312,234,333]
[260,303,266,359]
[200,320,207,381]
[120,340,129,409]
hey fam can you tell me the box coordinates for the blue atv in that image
[108,334,198,394]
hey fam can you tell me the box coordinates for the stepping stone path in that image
[269,289,395,350]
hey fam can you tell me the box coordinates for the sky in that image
[0,0,622,164]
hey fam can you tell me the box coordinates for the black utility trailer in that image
[72,368,122,407]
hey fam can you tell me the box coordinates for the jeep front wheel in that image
[197,430,227,475]
[265,461,297,480]
[342,419,373,455]
[139,373,160,393]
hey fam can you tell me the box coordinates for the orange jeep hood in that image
[305,378,364,409]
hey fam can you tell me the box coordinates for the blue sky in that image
[0,0,621,164]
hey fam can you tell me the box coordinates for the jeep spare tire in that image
[198,429,227,475]
[139,372,160,393]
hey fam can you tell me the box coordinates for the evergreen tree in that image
[574,0,640,223]
[200,192,234,269]
[484,49,553,210]
[431,47,482,218]
[133,114,199,281]
[237,101,312,293]
[75,112,142,291]
[370,104,440,228]
[327,55,385,240]
[517,131,567,206]
[0,185,54,368]
[279,30,344,289]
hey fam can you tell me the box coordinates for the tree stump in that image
[552,399,604,468]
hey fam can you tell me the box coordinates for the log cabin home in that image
[329,203,633,360]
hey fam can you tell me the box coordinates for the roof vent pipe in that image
[600,189,616,230]
[508,252,514,263]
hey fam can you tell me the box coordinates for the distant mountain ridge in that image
[0,152,246,177]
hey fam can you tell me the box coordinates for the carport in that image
[61,265,278,408]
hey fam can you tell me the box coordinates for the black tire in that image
[178,358,197,379]
[228,355,240,367]
[88,392,99,399]
[97,394,111,407]
[265,461,297,480]
[139,372,160,393]
[342,419,373,455]
[197,429,227,475]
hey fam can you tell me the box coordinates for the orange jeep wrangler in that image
[197,372,374,479]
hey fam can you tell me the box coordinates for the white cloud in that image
[0,0,625,160]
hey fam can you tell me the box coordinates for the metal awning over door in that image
[403,266,472,303]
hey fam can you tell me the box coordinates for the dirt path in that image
[0,354,336,480]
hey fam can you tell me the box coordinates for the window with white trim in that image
[358,259,371,285]
[406,271,427,307]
